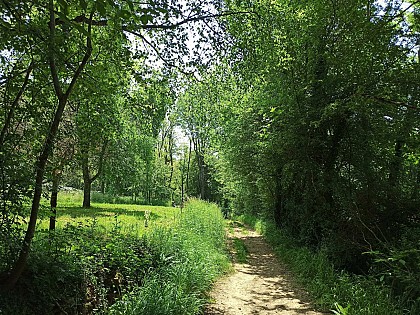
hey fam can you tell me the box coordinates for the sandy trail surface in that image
[205,223,328,315]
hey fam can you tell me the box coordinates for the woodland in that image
[0,0,419,314]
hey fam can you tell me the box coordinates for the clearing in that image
[205,222,328,315]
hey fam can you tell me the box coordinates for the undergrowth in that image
[236,214,404,315]
[108,200,230,315]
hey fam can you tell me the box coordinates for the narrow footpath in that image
[205,223,328,315]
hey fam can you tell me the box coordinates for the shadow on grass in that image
[41,206,161,220]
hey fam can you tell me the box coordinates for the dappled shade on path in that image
[206,224,328,315]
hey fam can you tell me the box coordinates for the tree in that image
[199,0,420,272]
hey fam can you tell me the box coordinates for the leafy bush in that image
[368,226,420,314]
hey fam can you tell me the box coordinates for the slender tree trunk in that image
[169,133,174,186]
[49,170,60,230]
[198,154,205,199]
[100,178,105,194]
[186,138,192,194]
[181,175,184,211]
[0,96,67,290]
[82,155,92,208]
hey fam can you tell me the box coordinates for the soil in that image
[205,222,329,315]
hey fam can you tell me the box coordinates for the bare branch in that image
[123,28,200,80]
[0,61,34,147]
[136,10,255,30]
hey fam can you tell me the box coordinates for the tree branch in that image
[136,10,255,30]
[91,140,109,183]
[0,61,34,147]
[56,10,254,31]
[123,27,199,79]
[49,3,63,98]
[64,12,93,97]
[53,14,108,27]
[362,94,420,111]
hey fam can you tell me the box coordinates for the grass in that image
[108,199,230,315]
[236,213,403,315]
[232,238,248,263]
[1,192,229,315]
[37,191,179,236]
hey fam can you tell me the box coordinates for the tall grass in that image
[108,199,230,315]
[236,214,402,315]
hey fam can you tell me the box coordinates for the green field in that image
[37,191,181,236]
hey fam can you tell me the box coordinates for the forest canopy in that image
[1,0,419,313]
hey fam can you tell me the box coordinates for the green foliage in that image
[332,303,350,315]
[367,226,420,314]
[0,223,159,314]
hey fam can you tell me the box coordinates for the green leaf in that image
[69,20,90,37]
[156,7,168,14]
[127,0,134,11]
[54,10,71,25]
[120,9,131,19]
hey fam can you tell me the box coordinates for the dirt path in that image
[205,223,328,315]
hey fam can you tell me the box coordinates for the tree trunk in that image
[0,61,34,148]
[186,138,192,194]
[199,155,206,199]
[83,180,92,208]
[81,141,107,208]
[0,95,67,290]
[49,170,60,230]
[82,155,92,208]
[100,178,105,194]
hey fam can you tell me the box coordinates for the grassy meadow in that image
[37,191,180,236]
[0,192,230,315]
